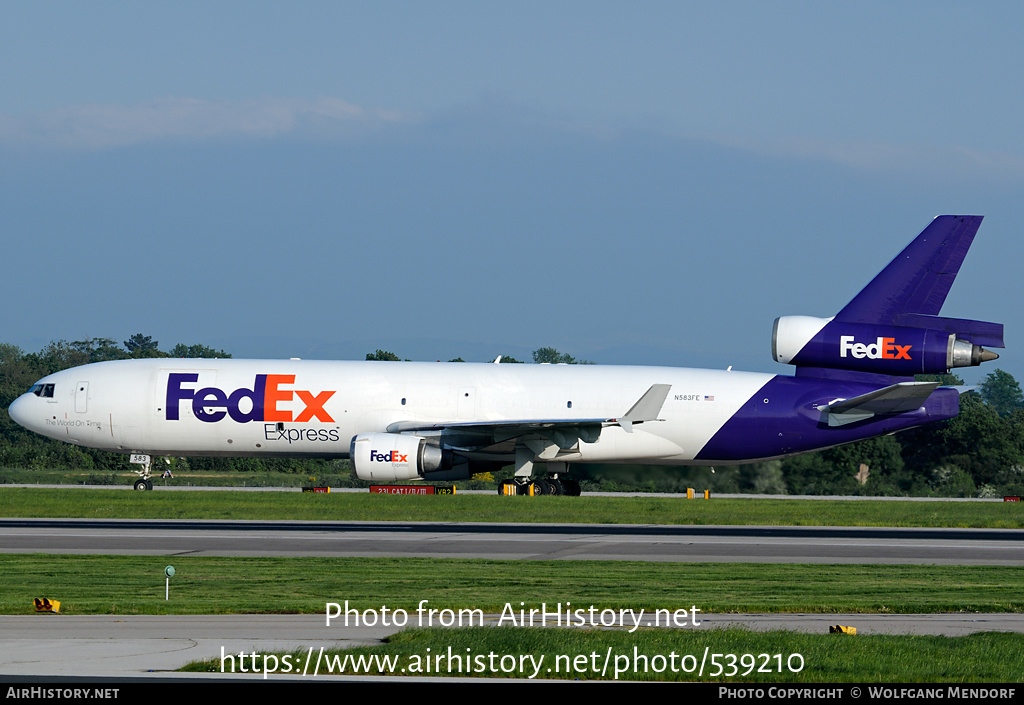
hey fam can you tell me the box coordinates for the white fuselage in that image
[9,358,775,465]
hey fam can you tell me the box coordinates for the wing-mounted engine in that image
[350,432,472,481]
[772,315,1000,375]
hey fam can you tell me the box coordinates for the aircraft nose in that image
[8,394,33,430]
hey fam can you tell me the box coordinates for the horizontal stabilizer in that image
[819,381,939,427]
[893,313,1004,348]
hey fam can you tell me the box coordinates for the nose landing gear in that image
[130,454,154,490]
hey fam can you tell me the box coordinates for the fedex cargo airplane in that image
[8,216,1003,494]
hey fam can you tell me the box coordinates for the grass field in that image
[1,487,1022,527]
[0,467,355,489]
[3,555,1023,615]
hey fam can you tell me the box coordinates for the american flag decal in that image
[704,395,714,401]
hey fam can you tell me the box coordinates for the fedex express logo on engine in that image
[839,336,912,360]
[370,450,409,463]
[166,373,335,423]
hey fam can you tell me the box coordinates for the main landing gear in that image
[498,449,582,496]
[498,477,581,496]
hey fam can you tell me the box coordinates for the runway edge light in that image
[33,598,60,613]
[830,625,857,635]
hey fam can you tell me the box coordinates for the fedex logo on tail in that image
[839,336,912,361]
[166,373,336,423]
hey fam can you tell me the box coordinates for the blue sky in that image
[2,2,1021,383]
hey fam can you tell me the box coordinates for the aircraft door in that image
[75,381,89,413]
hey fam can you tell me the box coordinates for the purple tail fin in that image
[835,215,984,324]
[774,215,1002,379]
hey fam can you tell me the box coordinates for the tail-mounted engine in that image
[350,433,471,482]
[772,315,1000,375]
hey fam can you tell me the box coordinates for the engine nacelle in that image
[772,316,997,375]
[350,433,470,482]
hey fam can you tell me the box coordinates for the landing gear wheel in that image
[498,480,519,496]
[133,479,150,491]
[560,479,581,496]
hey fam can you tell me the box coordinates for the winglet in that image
[612,384,671,433]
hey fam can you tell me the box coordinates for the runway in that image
[2,518,1023,564]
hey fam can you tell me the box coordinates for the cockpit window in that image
[29,384,55,398]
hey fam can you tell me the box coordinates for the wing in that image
[385,384,672,453]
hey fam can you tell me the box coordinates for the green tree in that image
[71,338,127,363]
[911,392,1024,488]
[24,341,90,376]
[366,349,402,361]
[780,435,906,495]
[978,369,1024,417]
[931,464,977,498]
[169,343,232,358]
[532,347,592,364]
[124,333,163,358]
[0,343,35,404]
[749,460,788,494]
